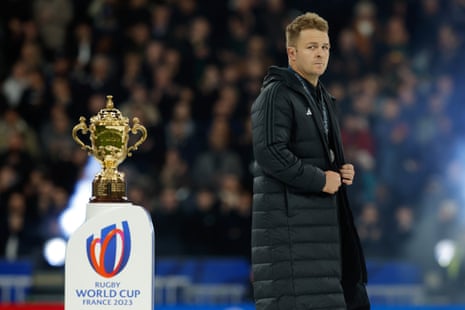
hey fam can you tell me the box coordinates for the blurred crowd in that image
[1,0,465,292]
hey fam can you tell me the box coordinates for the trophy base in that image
[91,177,128,203]
[90,196,128,203]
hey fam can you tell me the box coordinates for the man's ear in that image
[287,46,296,61]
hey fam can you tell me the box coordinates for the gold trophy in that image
[72,95,147,202]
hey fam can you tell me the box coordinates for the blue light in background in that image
[58,157,100,237]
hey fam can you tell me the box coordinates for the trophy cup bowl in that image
[72,95,147,202]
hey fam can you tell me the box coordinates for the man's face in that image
[288,28,330,84]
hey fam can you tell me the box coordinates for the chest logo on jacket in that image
[306,107,312,116]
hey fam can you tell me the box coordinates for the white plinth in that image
[65,202,154,310]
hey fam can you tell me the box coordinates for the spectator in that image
[17,68,49,130]
[164,96,198,165]
[120,83,166,173]
[191,118,243,190]
[194,64,221,122]
[39,106,80,192]
[159,148,190,189]
[32,0,73,58]
[216,174,251,258]
[2,61,29,108]
[0,192,40,261]
[151,186,186,256]
[181,187,221,255]
[0,128,37,185]
[430,23,465,76]
[149,3,172,40]
[388,204,416,257]
[49,76,74,116]
[356,202,386,257]
[66,21,93,74]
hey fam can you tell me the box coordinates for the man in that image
[250,12,370,310]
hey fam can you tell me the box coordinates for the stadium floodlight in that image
[43,237,67,267]
[434,239,456,268]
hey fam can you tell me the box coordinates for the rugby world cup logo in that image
[86,221,131,278]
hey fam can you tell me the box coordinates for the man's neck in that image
[288,64,318,86]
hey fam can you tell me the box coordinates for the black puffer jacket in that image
[251,66,370,310]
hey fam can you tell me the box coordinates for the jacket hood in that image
[262,65,296,89]
[262,65,336,102]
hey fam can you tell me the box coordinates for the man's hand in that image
[322,170,342,194]
[340,164,355,185]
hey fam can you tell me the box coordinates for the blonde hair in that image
[286,12,329,47]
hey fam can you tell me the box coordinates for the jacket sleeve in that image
[251,83,326,193]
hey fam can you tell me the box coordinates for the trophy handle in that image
[72,116,92,153]
[127,117,147,157]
